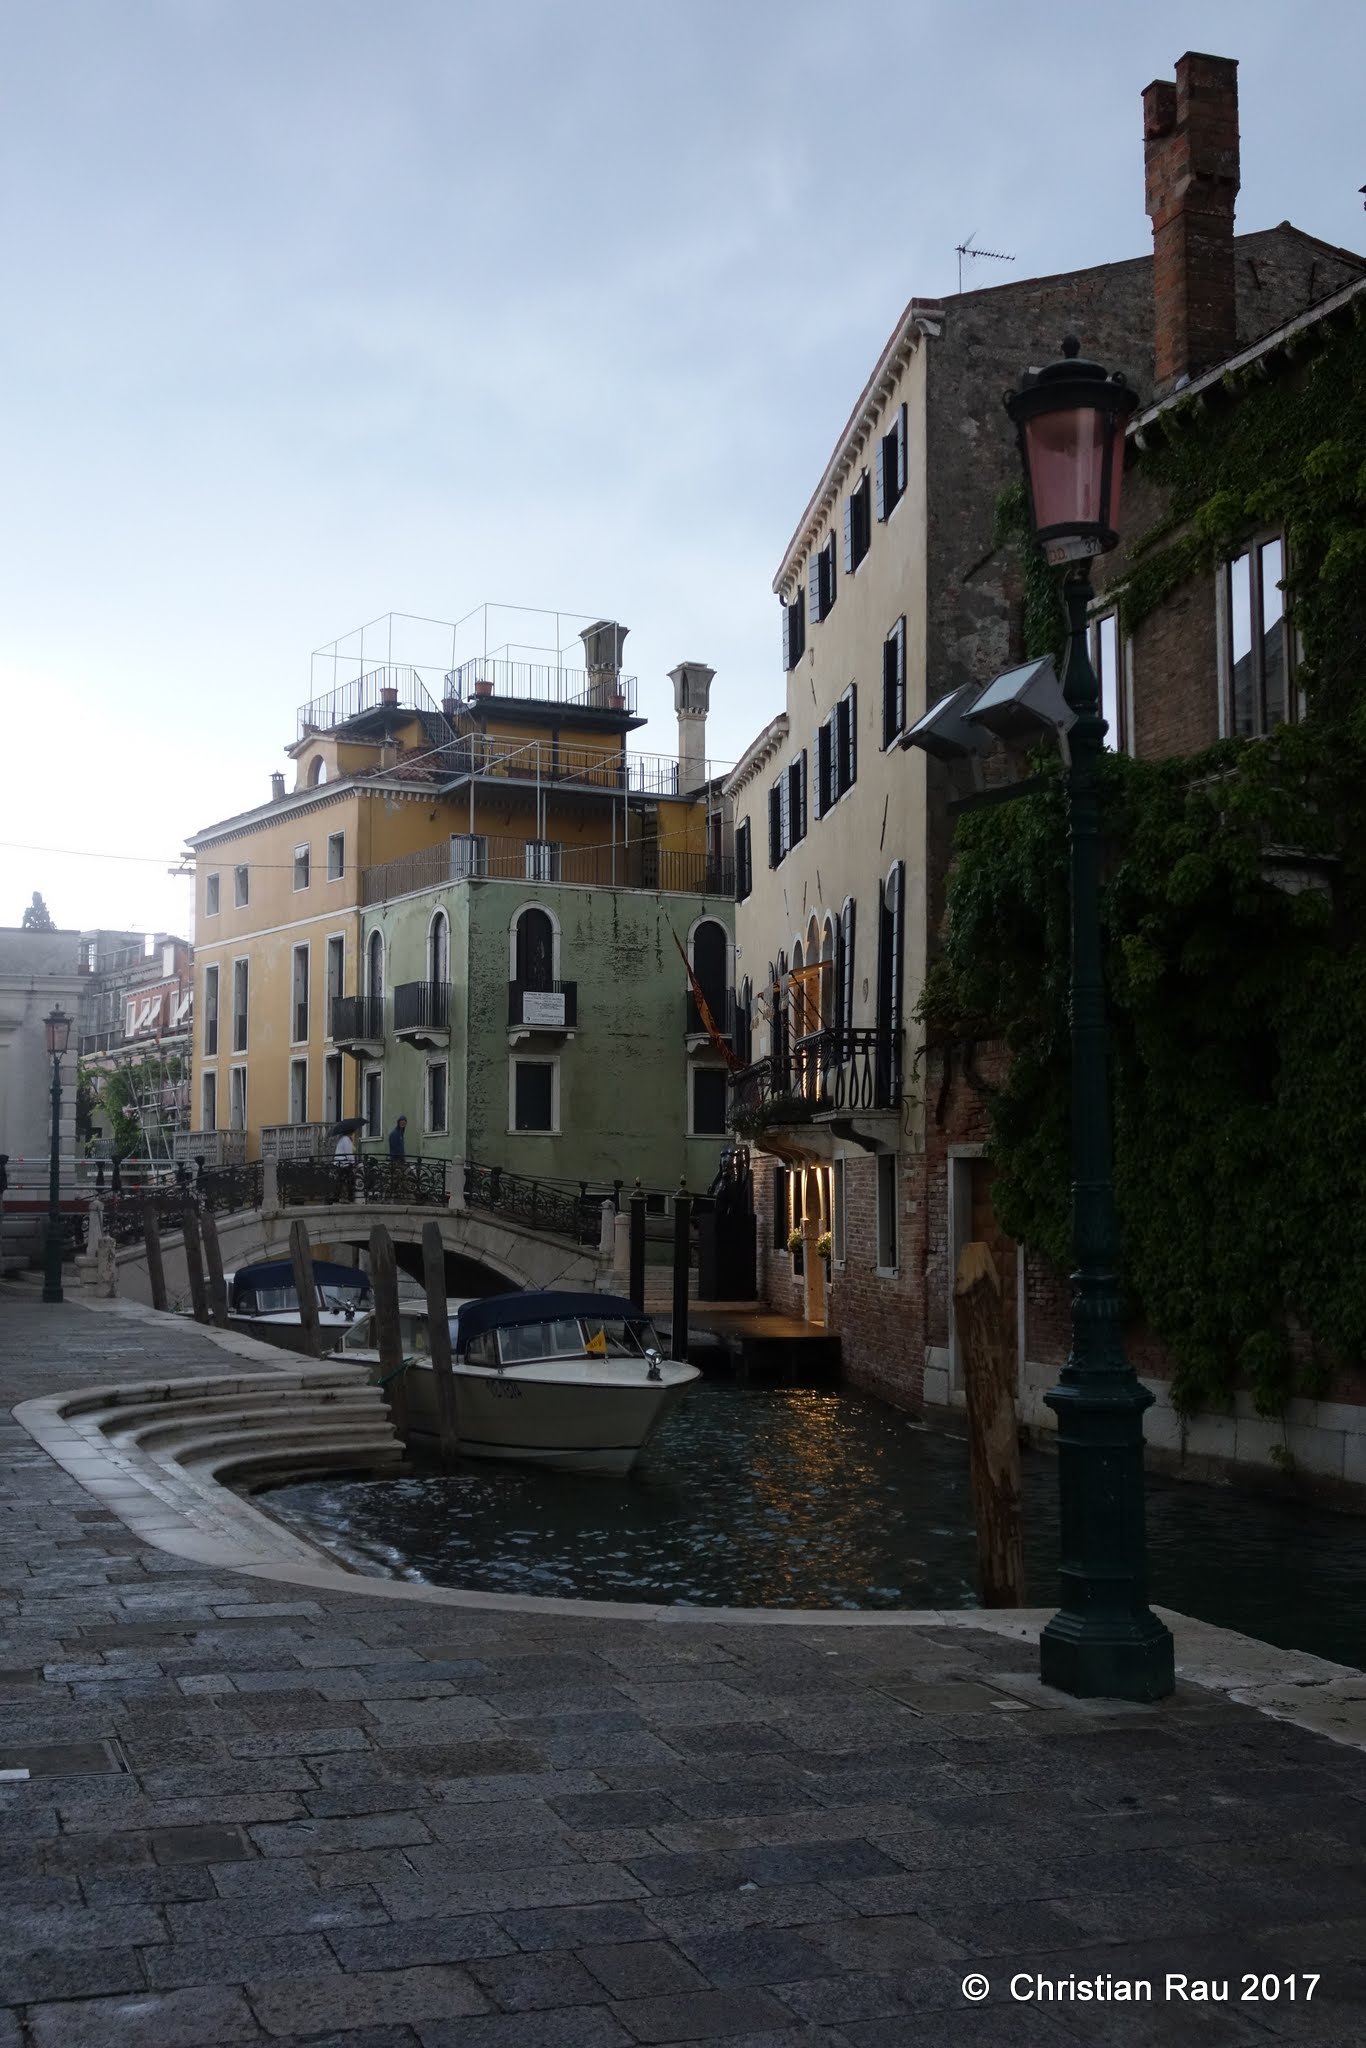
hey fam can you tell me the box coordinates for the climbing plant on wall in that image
[927,303,1366,1417]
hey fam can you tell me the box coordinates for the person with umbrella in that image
[331,1118,364,1200]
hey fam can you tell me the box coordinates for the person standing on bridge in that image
[388,1115,407,1163]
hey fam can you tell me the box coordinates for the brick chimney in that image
[1143,52,1240,394]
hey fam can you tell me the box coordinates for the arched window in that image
[367,929,385,1002]
[514,907,555,992]
[690,918,728,1015]
[428,909,449,985]
[819,915,837,1035]
[307,755,325,787]
[875,863,905,1106]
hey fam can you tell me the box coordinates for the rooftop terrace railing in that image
[362,839,735,905]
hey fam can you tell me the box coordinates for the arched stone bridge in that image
[112,1192,610,1312]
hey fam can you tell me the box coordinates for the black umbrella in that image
[329,1117,368,1137]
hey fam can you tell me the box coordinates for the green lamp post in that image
[42,1004,73,1305]
[1005,340,1175,1701]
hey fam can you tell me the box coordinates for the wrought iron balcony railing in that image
[727,1026,903,1125]
[361,841,735,905]
[394,981,451,1034]
[277,1156,449,1208]
[508,980,578,1029]
[330,994,385,1044]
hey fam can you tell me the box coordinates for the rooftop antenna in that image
[955,233,1015,295]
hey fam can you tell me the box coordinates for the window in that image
[451,833,488,879]
[514,906,555,991]
[427,1061,448,1135]
[814,719,833,818]
[1090,610,1123,752]
[363,1065,382,1137]
[833,1158,846,1264]
[782,594,806,671]
[293,845,311,891]
[428,909,449,985]
[875,862,905,1108]
[326,935,345,1030]
[882,617,907,748]
[201,1071,217,1133]
[690,919,728,1033]
[229,1066,247,1132]
[1225,536,1293,738]
[843,470,871,576]
[525,840,561,882]
[808,533,837,624]
[815,690,856,814]
[692,1067,729,1136]
[767,756,807,867]
[736,819,752,902]
[367,929,384,1001]
[234,865,249,908]
[768,781,783,869]
[838,896,857,1045]
[291,944,309,1044]
[323,1052,343,1129]
[512,1057,557,1132]
[876,401,908,522]
[772,1165,790,1251]
[203,965,219,1057]
[876,1153,898,1272]
[327,831,345,881]
[289,1058,308,1124]
[231,959,249,1053]
[205,873,220,917]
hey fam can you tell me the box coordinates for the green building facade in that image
[356,876,737,1196]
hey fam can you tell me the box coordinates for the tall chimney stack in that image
[670,661,714,793]
[580,621,629,709]
[1144,52,1240,395]
[270,771,286,802]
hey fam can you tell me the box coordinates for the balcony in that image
[330,994,384,1058]
[362,839,735,906]
[508,980,578,1037]
[261,1123,330,1161]
[394,980,451,1050]
[685,985,735,1047]
[727,1027,903,1161]
[172,1130,247,1167]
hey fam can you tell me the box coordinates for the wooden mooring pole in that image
[421,1220,461,1461]
[181,1203,210,1325]
[141,1200,167,1312]
[288,1220,323,1360]
[953,1240,1024,1607]
[629,1178,646,1313]
[368,1224,408,1440]
[671,1179,691,1364]
[199,1207,230,1329]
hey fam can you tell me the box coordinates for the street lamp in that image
[1005,339,1175,1702]
[42,1005,72,1305]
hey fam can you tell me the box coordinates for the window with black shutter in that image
[882,616,907,748]
[736,820,752,902]
[788,752,807,847]
[783,596,806,671]
[768,783,783,868]
[779,768,791,855]
[839,897,856,1044]
[835,685,857,798]
[844,472,871,575]
[877,402,908,522]
[809,535,837,623]
[815,719,833,818]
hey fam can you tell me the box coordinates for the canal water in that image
[264,1382,1366,1670]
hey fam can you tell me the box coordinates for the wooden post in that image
[181,1202,210,1325]
[368,1224,408,1439]
[953,1240,1024,1608]
[288,1219,323,1359]
[199,1206,230,1328]
[671,1179,691,1363]
[421,1220,461,1461]
[141,1199,167,1312]
[629,1179,646,1311]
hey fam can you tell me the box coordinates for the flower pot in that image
[474,678,494,698]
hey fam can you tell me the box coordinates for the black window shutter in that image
[815,719,831,816]
[895,617,906,730]
[890,862,905,1033]
[875,437,886,522]
[896,403,908,494]
[781,602,791,672]
[826,537,836,611]
[808,551,820,625]
[768,784,782,868]
[841,897,856,1044]
[882,636,897,749]
[779,769,790,857]
[842,496,853,576]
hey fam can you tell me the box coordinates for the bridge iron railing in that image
[277,1157,449,1208]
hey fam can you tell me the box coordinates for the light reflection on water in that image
[263,1382,1366,1668]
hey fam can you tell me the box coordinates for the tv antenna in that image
[955,233,1015,295]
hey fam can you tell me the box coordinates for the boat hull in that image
[405,1362,695,1476]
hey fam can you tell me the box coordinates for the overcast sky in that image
[3,0,1362,940]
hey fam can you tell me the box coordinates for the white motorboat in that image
[224,1259,371,1354]
[335,1290,699,1476]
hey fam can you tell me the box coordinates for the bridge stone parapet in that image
[114,1200,604,1309]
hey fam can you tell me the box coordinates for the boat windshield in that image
[340,1312,430,1354]
[493,1314,661,1364]
[318,1284,367,1314]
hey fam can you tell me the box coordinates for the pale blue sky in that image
[3,0,1361,936]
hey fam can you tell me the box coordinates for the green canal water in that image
[264,1381,1366,1670]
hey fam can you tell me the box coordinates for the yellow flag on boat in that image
[584,1327,607,1356]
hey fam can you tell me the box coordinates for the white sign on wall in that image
[521,990,565,1027]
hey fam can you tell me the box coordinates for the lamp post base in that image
[1040,1607,1174,1702]
[42,1228,65,1305]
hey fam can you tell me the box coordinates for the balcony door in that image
[875,862,905,1107]
[515,907,554,993]
[367,929,384,1002]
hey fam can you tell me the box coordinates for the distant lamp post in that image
[1005,340,1175,1702]
[42,1006,72,1305]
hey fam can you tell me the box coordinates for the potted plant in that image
[474,676,494,698]
[786,1224,804,1254]
[816,1229,832,1274]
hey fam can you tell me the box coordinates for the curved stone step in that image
[102,1392,387,1449]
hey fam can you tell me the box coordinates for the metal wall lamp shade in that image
[1005,338,1139,567]
[962,656,1077,744]
[902,683,996,761]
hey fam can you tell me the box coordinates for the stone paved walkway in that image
[3,1284,1365,2047]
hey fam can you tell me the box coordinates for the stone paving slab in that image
[3,1285,1366,2044]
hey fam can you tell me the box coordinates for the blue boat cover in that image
[453,1291,646,1347]
[229,1260,371,1310]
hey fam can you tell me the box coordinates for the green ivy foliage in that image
[929,308,1366,1417]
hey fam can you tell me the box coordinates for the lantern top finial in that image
[1061,335,1080,358]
